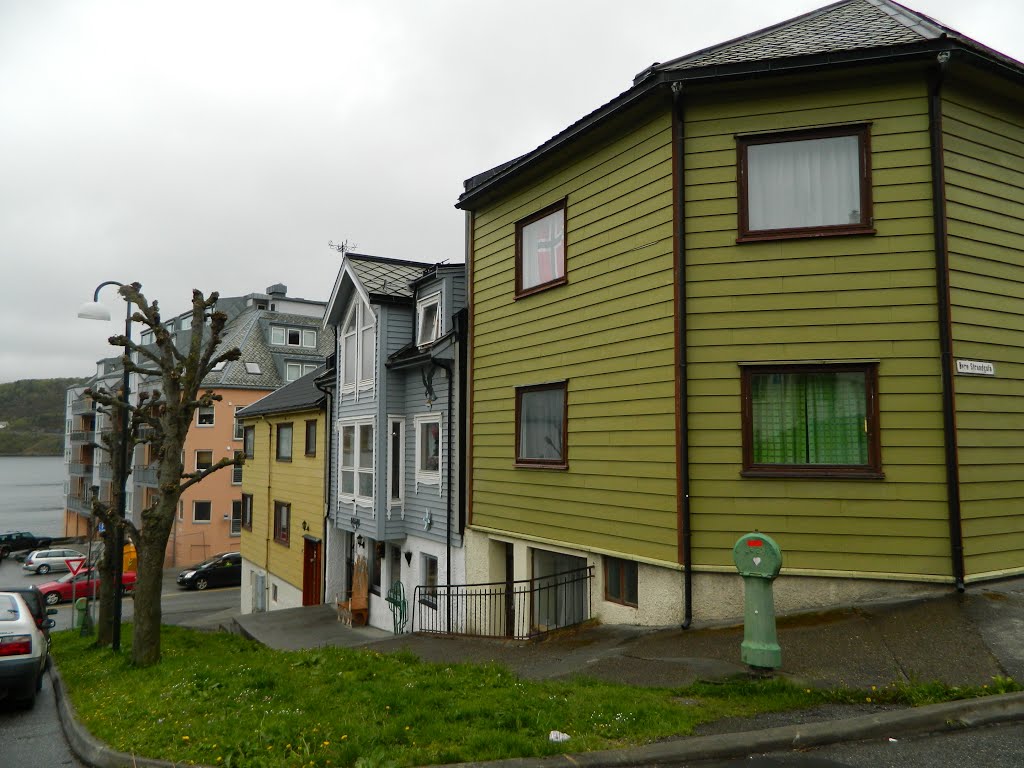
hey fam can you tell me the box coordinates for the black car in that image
[0,532,53,560]
[176,552,242,590]
[0,584,58,653]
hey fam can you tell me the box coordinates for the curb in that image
[436,691,1024,768]
[51,659,1024,768]
[52,663,182,768]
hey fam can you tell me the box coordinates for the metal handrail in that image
[411,566,593,640]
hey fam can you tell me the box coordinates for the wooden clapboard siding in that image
[944,73,1024,577]
[684,71,951,576]
[240,411,326,589]
[470,109,679,563]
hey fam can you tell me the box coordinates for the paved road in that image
[0,556,239,763]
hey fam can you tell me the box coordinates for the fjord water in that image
[0,456,64,537]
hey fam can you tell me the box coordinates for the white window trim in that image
[416,292,442,348]
[233,406,244,440]
[196,405,215,427]
[302,329,317,348]
[271,326,286,345]
[192,500,212,524]
[387,415,405,516]
[337,417,375,508]
[286,362,302,381]
[195,449,213,472]
[414,412,442,494]
[339,302,376,398]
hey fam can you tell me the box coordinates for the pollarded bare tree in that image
[87,283,241,667]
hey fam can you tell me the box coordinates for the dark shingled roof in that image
[347,254,432,302]
[651,0,943,75]
[237,365,328,418]
[458,0,1023,209]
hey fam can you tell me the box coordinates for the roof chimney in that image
[266,283,287,297]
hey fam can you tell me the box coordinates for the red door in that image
[302,538,322,606]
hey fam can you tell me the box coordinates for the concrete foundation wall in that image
[465,528,952,627]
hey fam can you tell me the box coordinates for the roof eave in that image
[457,37,1023,210]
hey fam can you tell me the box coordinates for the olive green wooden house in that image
[456,0,1024,626]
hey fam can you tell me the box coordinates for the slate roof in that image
[650,0,944,75]
[348,254,432,302]
[236,365,328,418]
[202,308,334,390]
[458,0,1023,209]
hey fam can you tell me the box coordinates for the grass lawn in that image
[52,626,1020,768]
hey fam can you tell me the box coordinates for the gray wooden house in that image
[322,253,466,632]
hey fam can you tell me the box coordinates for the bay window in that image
[340,420,374,500]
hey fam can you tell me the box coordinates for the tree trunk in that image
[95,528,115,647]
[130,496,176,667]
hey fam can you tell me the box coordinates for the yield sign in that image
[66,558,87,576]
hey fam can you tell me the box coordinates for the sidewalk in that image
[229,576,1024,690]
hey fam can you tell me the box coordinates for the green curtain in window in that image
[752,370,867,466]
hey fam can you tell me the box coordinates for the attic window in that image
[417,294,441,347]
[271,325,317,348]
[212,361,226,371]
[738,124,874,241]
[245,362,261,375]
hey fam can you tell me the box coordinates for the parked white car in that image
[0,591,51,708]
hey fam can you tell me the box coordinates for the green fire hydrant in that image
[75,597,93,636]
[732,532,782,672]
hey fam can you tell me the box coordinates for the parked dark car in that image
[0,532,53,560]
[0,584,58,653]
[176,552,242,590]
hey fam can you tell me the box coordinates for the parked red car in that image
[36,568,137,606]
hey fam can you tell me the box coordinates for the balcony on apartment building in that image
[71,398,96,415]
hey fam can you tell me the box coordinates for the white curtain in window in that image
[519,388,564,460]
[747,135,860,230]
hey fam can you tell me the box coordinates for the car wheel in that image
[36,564,50,575]
[195,577,209,590]
[44,592,60,606]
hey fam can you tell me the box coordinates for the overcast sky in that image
[2,0,1022,385]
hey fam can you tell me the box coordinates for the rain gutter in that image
[927,54,966,592]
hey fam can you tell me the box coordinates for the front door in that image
[302,537,322,606]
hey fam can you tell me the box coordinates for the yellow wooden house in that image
[237,366,329,612]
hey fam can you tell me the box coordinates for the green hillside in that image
[0,378,83,456]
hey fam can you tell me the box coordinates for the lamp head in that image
[78,301,112,321]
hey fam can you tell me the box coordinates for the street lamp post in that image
[78,281,131,652]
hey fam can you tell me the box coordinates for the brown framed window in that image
[276,423,293,461]
[241,493,253,531]
[741,362,882,479]
[305,420,317,457]
[273,500,290,544]
[604,557,638,607]
[515,381,567,469]
[737,124,874,242]
[515,199,567,298]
